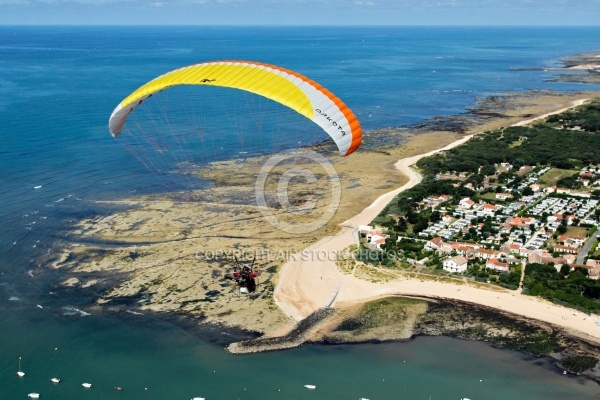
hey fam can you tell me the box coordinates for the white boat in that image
[17,357,25,377]
[191,397,205,400]
[82,383,92,388]
[50,378,60,383]
[304,384,316,389]
[28,394,40,399]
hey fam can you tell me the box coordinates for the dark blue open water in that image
[1,26,599,399]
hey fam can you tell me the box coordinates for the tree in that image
[430,210,442,223]
[397,217,408,233]
[406,208,419,224]
[413,217,430,234]
[522,186,534,196]
[559,264,571,276]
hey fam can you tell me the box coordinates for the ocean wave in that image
[125,310,143,315]
[9,296,20,301]
[62,306,90,317]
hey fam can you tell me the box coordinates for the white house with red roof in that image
[459,197,476,209]
[425,236,444,251]
[481,203,497,216]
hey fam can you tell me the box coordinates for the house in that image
[580,172,596,179]
[496,193,513,200]
[505,257,522,265]
[426,237,444,251]
[451,242,479,257]
[585,259,600,280]
[508,216,537,228]
[558,235,586,248]
[481,203,497,216]
[562,254,576,265]
[571,191,592,198]
[358,225,374,236]
[553,245,578,254]
[476,248,498,260]
[365,230,385,241]
[368,233,389,250]
[459,197,475,209]
[370,236,388,250]
[528,250,566,265]
[486,258,509,272]
[443,256,468,273]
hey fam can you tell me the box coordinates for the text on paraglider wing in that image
[315,108,346,136]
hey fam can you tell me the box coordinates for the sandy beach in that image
[273,97,600,342]
[49,91,600,342]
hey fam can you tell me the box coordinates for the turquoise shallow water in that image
[2,301,599,399]
[1,26,600,399]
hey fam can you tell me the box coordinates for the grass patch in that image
[565,226,590,238]
[335,297,427,333]
[538,168,579,186]
[508,140,523,148]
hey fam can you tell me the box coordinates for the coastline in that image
[273,97,600,343]
[47,91,600,380]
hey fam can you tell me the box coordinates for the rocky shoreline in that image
[43,90,600,388]
[226,296,600,384]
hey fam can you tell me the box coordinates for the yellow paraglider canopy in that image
[109,60,361,156]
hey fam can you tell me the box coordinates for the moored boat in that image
[17,357,25,377]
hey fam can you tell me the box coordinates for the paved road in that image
[577,230,599,264]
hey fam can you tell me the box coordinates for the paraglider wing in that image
[108,60,361,156]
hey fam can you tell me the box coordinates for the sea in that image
[1,26,600,399]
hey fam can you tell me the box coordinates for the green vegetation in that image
[415,98,600,179]
[335,297,426,334]
[523,263,600,313]
[501,331,561,356]
[538,168,579,186]
[559,355,598,374]
[370,98,600,312]
[374,99,600,219]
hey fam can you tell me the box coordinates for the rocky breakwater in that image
[226,307,335,354]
